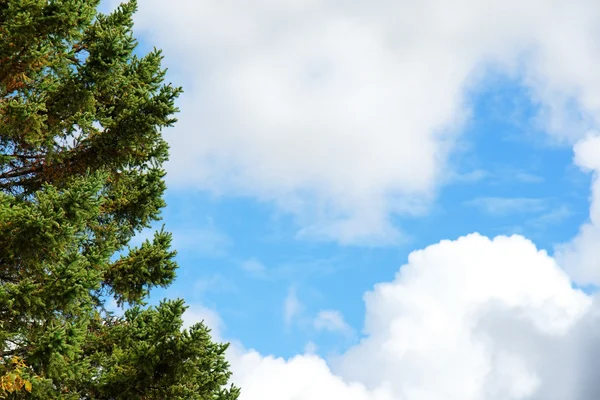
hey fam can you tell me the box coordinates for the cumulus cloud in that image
[223,234,596,400]
[116,0,600,243]
[555,134,600,285]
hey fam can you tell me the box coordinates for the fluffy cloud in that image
[555,134,600,285]
[222,234,596,400]
[118,0,600,243]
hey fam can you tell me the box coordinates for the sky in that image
[104,0,600,398]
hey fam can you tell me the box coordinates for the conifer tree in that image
[0,0,240,398]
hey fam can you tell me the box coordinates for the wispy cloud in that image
[527,205,572,229]
[514,172,545,184]
[464,167,545,187]
[303,341,319,355]
[445,169,489,185]
[465,197,547,216]
[284,286,303,328]
[313,310,354,337]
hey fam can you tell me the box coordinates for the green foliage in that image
[0,0,239,398]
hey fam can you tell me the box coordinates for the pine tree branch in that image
[0,153,43,160]
[0,163,42,180]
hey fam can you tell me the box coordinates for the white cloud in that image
[314,310,353,337]
[225,234,595,400]
[555,134,600,285]
[229,349,394,400]
[284,286,303,327]
[334,234,588,396]
[465,197,547,215]
[115,0,600,243]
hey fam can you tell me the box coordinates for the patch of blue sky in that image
[402,73,589,254]
[138,72,592,359]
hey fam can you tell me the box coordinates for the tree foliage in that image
[0,0,239,398]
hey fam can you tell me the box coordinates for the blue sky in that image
[106,1,600,399]
[149,74,589,358]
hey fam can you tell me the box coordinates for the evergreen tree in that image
[0,0,240,398]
